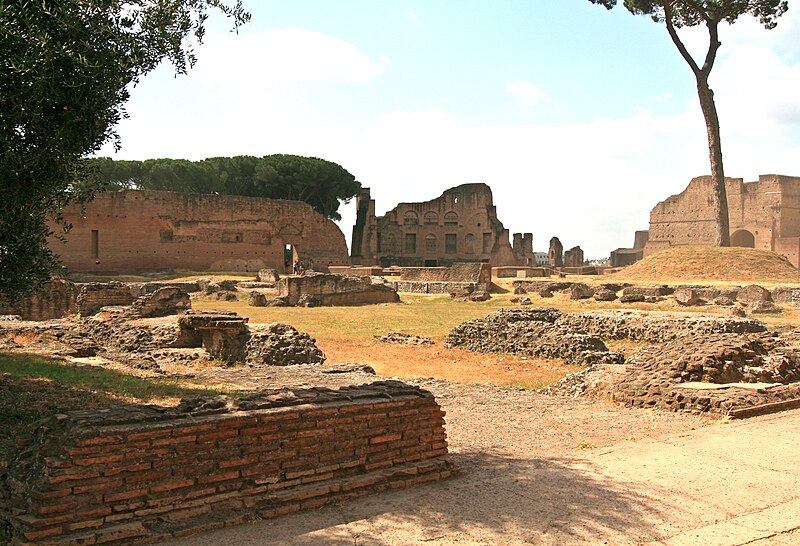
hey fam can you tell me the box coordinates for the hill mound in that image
[612,246,799,284]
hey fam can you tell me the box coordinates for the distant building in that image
[50,190,350,274]
[350,183,534,267]
[610,230,649,267]
[533,252,548,266]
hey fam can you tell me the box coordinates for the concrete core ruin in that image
[644,174,800,267]
[350,183,534,267]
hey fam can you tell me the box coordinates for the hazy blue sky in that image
[100,1,800,258]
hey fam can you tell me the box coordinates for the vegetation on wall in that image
[89,154,362,221]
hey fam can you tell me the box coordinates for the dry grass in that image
[611,247,800,284]
[319,337,579,389]
[192,294,581,388]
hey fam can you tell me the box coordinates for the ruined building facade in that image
[51,190,351,274]
[350,183,533,267]
[645,174,800,267]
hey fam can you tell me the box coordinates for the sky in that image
[99,0,800,259]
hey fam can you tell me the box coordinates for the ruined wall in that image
[351,184,530,267]
[2,383,453,545]
[399,263,491,285]
[277,273,400,306]
[646,174,800,266]
[0,280,78,321]
[52,190,350,274]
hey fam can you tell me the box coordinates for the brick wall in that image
[0,280,78,321]
[2,382,453,545]
[52,190,350,274]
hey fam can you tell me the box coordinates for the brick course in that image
[2,382,454,545]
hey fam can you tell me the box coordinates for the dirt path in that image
[158,368,800,545]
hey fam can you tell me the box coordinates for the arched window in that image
[731,229,755,248]
[403,211,419,226]
[424,211,438,225]
[465,233,475,254]
[425,234,437,252]
[444,211,458,226]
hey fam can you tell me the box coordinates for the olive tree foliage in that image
[90,154,362,221]
[589,0,788,246]
[0,1,249,303]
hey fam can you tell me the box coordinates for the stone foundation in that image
[2,382,454,545]
[277,273,399,306]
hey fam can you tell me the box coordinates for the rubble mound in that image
[613,246,799,282]
[546,330,800,416]
[445,308,622,366]
[610,333,800,414]
[374,333,435,346]
[246,323,326,366]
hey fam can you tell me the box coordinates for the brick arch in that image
[731,229,755,248]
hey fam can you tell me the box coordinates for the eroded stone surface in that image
[445,308,622,366]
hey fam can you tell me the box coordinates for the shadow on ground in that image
[165,448,677,545]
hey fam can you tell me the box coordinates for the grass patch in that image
[0,352,228,460]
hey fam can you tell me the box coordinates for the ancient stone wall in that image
[0,280,78,321]
[52,190,350,274]
[646,174,800,266]
[399,263,491,285]
[277,273,400,306]
[2,382,453,545]
[350,184,531,267]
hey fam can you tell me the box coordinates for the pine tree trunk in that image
[696,79,730,246]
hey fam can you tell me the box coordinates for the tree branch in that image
[663,1,700,76]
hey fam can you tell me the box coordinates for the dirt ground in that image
[151,365,799,545]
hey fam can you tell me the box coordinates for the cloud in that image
[192,27,388,84]
[506,81,548,108]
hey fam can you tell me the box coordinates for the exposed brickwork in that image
[51,190,350,275]
[77,282,134,316]
[646,174,800,266]
[2,382,454,545]
[0,280,78,321]
[350,184,533,267]
[277,273,400,306]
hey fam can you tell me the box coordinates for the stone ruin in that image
[2,382,454,545]
[563,246,584,268]
[446,308,624,366]
[0,288,326,372]
[447,306,800,416]
[548,237,563,267]
[393,262,492,295]
[274,272,399,307]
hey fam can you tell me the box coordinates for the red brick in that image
[149,478,195,494]
[73,453,125,467]
[23,526,63,541]
[47,470,101,485]
[103,461,151,477]
[196,429,238,443]
[124,469,171,484]
[197,470,240,485]
[105,487,148,503]
[73,478,124,494]
[151,434,197,446]
[218,455,259,469]
[74,434,124,447]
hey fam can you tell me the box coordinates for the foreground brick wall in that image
[2,382,453,545]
